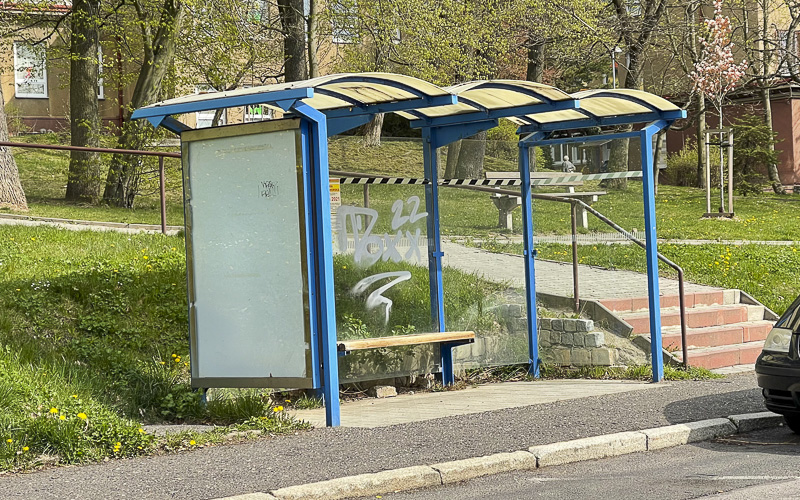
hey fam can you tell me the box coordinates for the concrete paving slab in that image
[290,379,665,428]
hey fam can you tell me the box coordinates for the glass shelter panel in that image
[182,120,313,387]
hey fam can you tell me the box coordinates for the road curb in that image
[217,411,785,500]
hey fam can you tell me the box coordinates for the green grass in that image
[539,364,722,381]
[0,225,306,471]
[6,134,800,241]
[333,254,503,339]
[6,133,185,225]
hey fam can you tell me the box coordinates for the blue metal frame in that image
[291,102,341,426]
[518,131,547,376]
[134,74,690,426]
[299,120,322,389]
[640,120,667,382]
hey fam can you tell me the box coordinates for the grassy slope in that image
[0,226,306,471]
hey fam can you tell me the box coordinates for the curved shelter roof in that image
[131,72,685,134]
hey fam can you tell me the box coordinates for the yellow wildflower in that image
[77,413,87,420]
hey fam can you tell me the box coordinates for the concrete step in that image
[599,290,738,313]
[658,320,774,350]
[620,304,765,334]
[673,341,765,370]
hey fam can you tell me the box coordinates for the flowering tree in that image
[690,0,748,128]
[690,0,748,212]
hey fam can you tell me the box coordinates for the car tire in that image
[784,415,800,434]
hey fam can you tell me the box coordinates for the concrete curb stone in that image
[728,411,785,433]
[270,465,441,500]
[640,418,737,451]
[215,411,783,500]
[431,451,537,484]
[529,431,647,467]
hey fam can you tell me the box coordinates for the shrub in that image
[665,142,699,187]
[731,114,777,196]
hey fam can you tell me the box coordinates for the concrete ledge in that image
[641,418,737,451]
[729,411,784,433]
[270,466,441,500]
[529,431,647,467]
[431,451,537,484]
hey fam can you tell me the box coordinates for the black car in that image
[755,294,800,433]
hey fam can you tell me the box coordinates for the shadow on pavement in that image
[663,388,765,424]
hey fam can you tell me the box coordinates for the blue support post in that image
[518,139,540,377]
[300,121,321,390]
[640,122,666,382]
[292,102,341,426]
[421,127,451,384]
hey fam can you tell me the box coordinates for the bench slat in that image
[338,331,475,351]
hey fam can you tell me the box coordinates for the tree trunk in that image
[526,41,545,83]
[279,0,308,82]
[605,137,630,189]
[307,0,319,78]
[0,85,27,210]
[66,0,102,202]
[760,86,785,193]
[454,131,487,179]
[103,0,185,207]
[444,140,461,178]
[362,113,383,147]
[653,131,664,195]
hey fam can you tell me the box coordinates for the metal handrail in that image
[420,181,690,368]
[0,140,180,235]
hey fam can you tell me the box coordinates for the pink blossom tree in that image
[690,0,747,212]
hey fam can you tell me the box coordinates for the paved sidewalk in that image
[292,380,660,427]
[442,239,719,299]
[0,373,765,500]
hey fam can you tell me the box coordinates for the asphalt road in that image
[370,426,800,500]
[0,373,765,500]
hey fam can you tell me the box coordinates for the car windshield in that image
[776,295,800,332]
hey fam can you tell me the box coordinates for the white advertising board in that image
[182,119,313,388]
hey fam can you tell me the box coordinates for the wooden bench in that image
[338,331,475,385]
[484,171,605,230]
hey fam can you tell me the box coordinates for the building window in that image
[194,85,226,128]
[244,103,273,122]
[247,0,269,23]
[331,1,357,44]
[13,42,48,98]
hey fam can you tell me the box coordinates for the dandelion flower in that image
[6,439,12,444]
[189,440,196,446]
[59,415,66,421]
[273,406,284,412]
[77,413,87,420]
[22,447,28,452]
[49,407,59,414]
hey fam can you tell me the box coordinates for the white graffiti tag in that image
[338,196,427,324]
[336,196,428,265]
[350,271,412,325]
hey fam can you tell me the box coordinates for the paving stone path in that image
[441,239,720,299]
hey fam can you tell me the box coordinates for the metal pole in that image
[0,140,181,158]
[678,268,688,368]
[159,156,167,235]
[705,134,711,214]
[363,184,370,208]
[728,130,734,214]
[518,140,540,378]
[611,51,617,89]
[570,201,580,313]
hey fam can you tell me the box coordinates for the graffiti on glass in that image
[337,196,427,324]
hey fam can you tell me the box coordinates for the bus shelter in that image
[132,73,686,427]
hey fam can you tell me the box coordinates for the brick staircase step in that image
[599,290,740,313]
[658,320,774,349]
[620,304,764,334]
[673,341,765,370]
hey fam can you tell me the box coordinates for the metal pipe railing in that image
[424,180,690,368]
[0,140,180,235]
